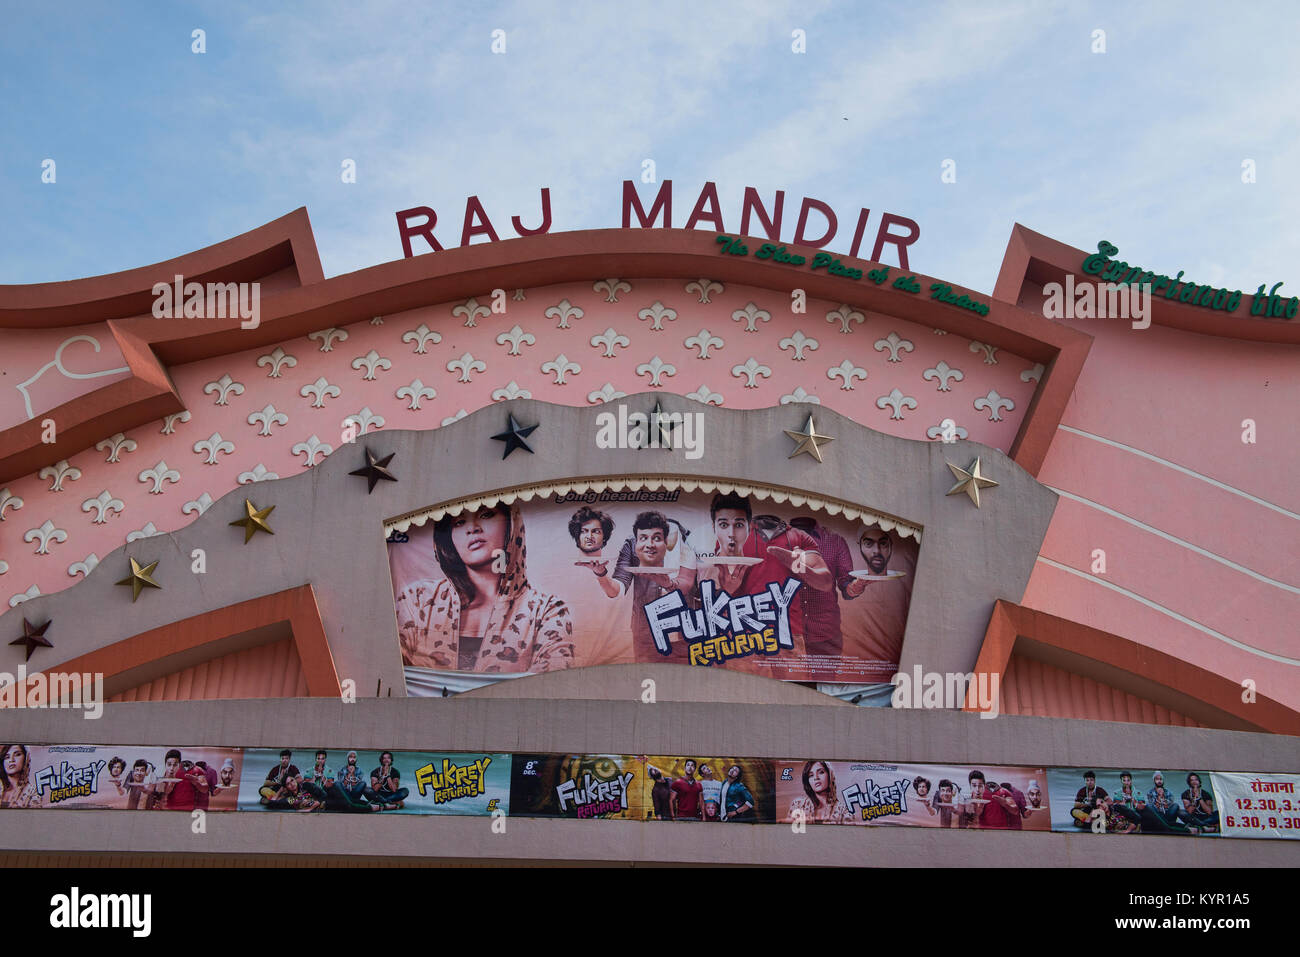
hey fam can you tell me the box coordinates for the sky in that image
[2,0,1298,296]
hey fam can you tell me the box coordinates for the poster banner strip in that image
[774,760,1050,828]
[236,748,510,816]
[1210,771,1300,839]
[0,744,243,811]
[1047,767,1221,836]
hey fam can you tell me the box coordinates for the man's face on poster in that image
[578,519,605,554]
[1028,787,1042,807]
[636,527,667,566]
[452,507,509,569]
[859,529,892,574]
[939,784,954,804]
[970,778,986,799]
[713,509,749,555]
[220,767,235,786]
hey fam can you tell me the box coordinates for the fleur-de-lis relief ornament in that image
[247,405,288,436]
[38,460,81,492]
[491,381,532,401]
[308,327,349,352]
[348,407,385,435]
[637,301,678,331]
[778,330,818,360]
[300,377,341,408]
[590,328,630,357]
[441,409,469,426]
[731,357,772,388]
[95,433,137,463]
[780,387,821,405]
[203,373,245,406]
[826,304,865,334]
[24,519,68,555]
[0,560,7,575]
[685,278,723,304]
[1020,363,1045,383]
[686,385,723,406]
[541,354,581,385]
[238,464,279,484]
[0,488,24,521]
[635,356,676,387]
[402,324,443,354]
[684,329,725,359]
[593,278,631,303]
[447,352,487,383]
[874,332,915,362]
[126,522,162,543]
[9,585,42,607]
[826,360,868,391]
[161,410,191,434]
[922,361,964,392]
[256,347,297,378]
[731,302,771,333]
[351,349,392,381]
[453,297,491,327]
[193,432,235,465]
[291,434,334,467]
[371,316,385,325]
[974,390,1015,422]
[969,341,999,364]
[513,289,526,301]
[396,379,437,410]
[138,460,181,494]
[496,325,536,355]
[587,383,628,404]
[927,420,969,442]
[875,388,918,420]
[545,299,584,329]
[68,553,99,578]
[80,490,124,524]
[182,492,215,516]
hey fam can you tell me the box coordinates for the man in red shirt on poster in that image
[967,770,1019,829]
[166,758,209,812]
[670,759,703,821]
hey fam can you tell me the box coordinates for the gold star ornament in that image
[785,414,834,462]
[230,498,275,543]
[116,557,162,602]
[946,457,999,507]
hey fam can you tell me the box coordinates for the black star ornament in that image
[349,448,398,493]
[10,618,52,661]
[491,414,538,458]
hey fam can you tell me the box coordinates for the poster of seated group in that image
[386,486,919,694]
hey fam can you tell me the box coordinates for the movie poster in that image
[0,743,243,811]
[508,754,775,822]
[237,748,509,816]
[1046,767,1221,836]
[774,760,1050,829]
[388,487,919,695]
[1209,772,1300,840]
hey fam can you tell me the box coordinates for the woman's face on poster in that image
[809,762,830,795]
[4,748,24,775]
[452,507,508,569]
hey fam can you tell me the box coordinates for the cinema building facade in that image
[0,209,1295,865]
